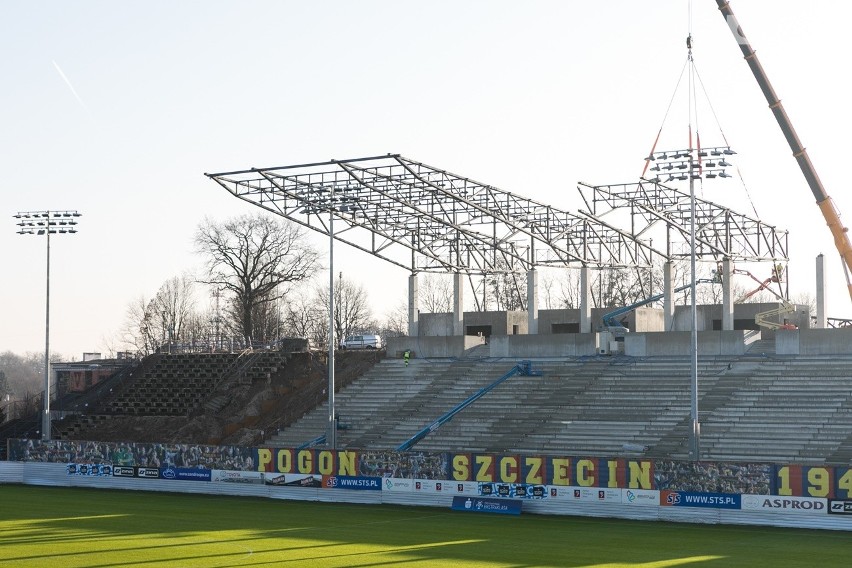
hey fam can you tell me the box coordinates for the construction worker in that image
[403,349,411,367]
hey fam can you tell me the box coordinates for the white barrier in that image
[1,462,849,531]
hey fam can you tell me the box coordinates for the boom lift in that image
[732,265,797,330]
[716,1,852,303]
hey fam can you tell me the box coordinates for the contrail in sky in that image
[52,60,89,113]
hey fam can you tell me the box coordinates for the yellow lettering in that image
[500,457,518,483]
[297,450,312,474]
[551,458,571,485]
[475,455,493,482]
[577,459,594,486]
[452,455,470,481]
[257,449,272,472]
[627,461,651,489]
[777,466,793,496]
[525,457,543,485]
[277,449,292,473]
[317,451,334,475]
[337,451,356,476]
[807,468,830,498]
[607,460,619,488]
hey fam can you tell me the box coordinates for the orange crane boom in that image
[715,1,852,302]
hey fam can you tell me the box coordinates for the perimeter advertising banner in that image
[211,470,264,484]
[547,485,622,503]
[661,491,741,509]
[11,440,852,502]
[451,496,522,516]
[741,495,826,514]
[323,476,382,491]
[478,482,548,499]
[67,463,113,477]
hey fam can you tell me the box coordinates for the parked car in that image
[340,334,383,350]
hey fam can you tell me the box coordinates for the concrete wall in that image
[537,308,660,334]
[625,330,760,357]
[386,335,485,358]
[489,334,598,358]
[419,313,454,336]
[420,311,528,337]
[776,328,852,355]
[672,303,811,338]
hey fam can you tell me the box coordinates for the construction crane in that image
[716,1,852,303]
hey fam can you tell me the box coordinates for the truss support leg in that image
[408,273,419,337]
[453,273,464,336]
[722,258,734,331]
[664,261,674,331]
[580,266,592,334]
[527,269,538,334]
[816,254,827,329]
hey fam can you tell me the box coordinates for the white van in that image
[340,334,383,350]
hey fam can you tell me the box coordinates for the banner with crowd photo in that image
[7,439,852,499]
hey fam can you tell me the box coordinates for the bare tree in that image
[313,274,374,347]
[195,214,320,345]
[150,274,197,344]
[381,300,409,338]
[419,274,453,313]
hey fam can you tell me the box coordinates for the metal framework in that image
[577,179,789,262]
[206,155,658,276]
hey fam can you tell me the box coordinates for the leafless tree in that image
[419,274,454,313]
[313,273,374,348]
[150,274,196,344]
[381,300,409,338]
[195,214,320,345]
[282,288,325,348]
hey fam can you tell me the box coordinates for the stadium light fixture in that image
[13,209,82,441]
[645,145,736,460]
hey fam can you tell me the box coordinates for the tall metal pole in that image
[43,226,51,441]
[14,209,81,442]
[689,155,700,460]
[328,188,336,449]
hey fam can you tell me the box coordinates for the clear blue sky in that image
[3,1,851,358]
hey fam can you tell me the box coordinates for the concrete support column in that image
[816,254,827,329]
[663,261,674,331]
[722,258,734,331]
[580,266,592,333]
[408,273,419,337]
[527,269,538,335]
[453,272,464,336]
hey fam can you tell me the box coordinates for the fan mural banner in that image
[7,439,852,499]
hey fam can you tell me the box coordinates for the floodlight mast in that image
[716,0,852,302]
[13,210,81,441]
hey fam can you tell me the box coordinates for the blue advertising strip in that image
[451,496,522,515]
[662,491,741,509]
[161,467,211,482]
[67,463,113,477]
[324,476,382,490]
[479,482,548,499]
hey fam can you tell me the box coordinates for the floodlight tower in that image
[14,210,81,441]
[645,146,735,460]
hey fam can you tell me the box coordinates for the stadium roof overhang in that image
[206,154,661,275]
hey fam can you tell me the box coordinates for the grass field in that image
[0,485,849,567]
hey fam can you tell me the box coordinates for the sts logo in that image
[666,492,682,505]
[326,476,338,488]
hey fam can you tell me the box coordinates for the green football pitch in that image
[0,485,849,567]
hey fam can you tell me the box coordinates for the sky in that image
[2,0,851,359]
